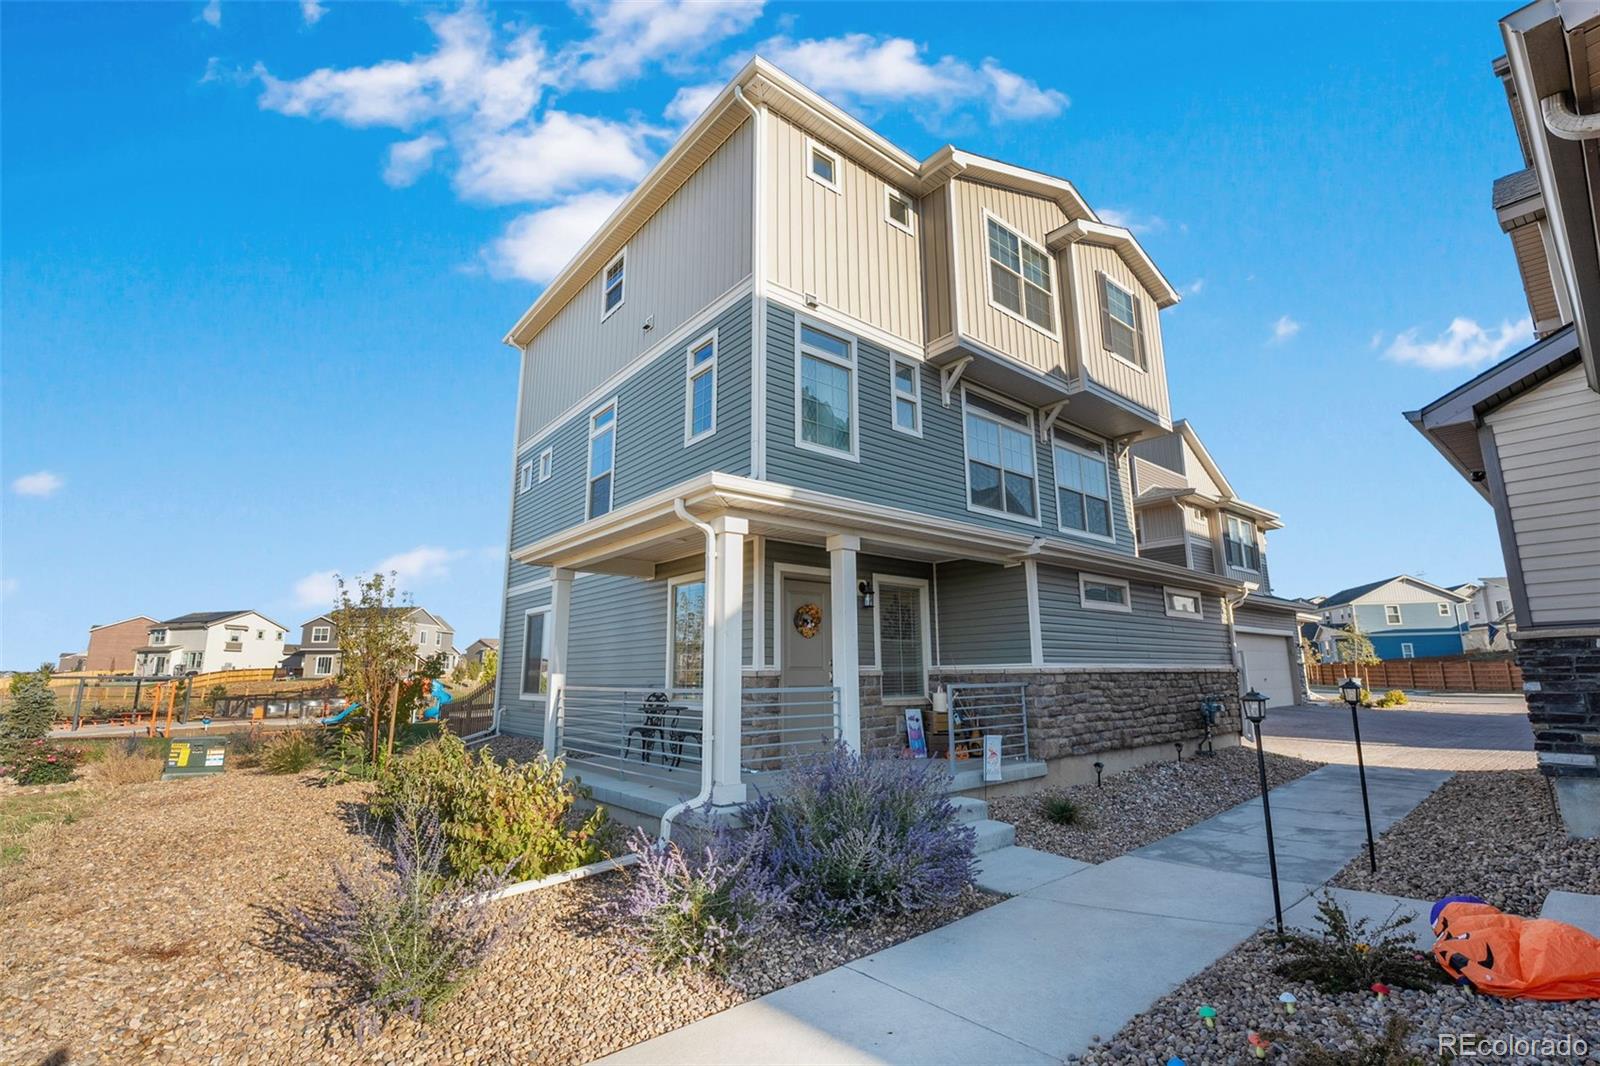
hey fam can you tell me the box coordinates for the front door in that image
[781,578,832,690]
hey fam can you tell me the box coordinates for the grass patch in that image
[1038,794,1089,827]
[0,788,96,867]
[261,730,320,775]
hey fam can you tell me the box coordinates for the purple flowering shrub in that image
[615,822,789,973]
[0,738,81,785]
[292,805,516,1033]
[747,743,976,927]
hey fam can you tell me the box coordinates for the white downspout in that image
[1224,581,1257,710]
[660,499,717,841]
[1541,94,1600,141]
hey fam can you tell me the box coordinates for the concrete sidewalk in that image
[600,764,1451,1065]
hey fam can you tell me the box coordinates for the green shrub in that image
[1374,689,1408,708]
[3,669,58,743]
[0,738,81,785]
[1276,893,1442,993]
[369,733,608,882]
[261,731,320,775]
[1038,794,1088,827]
[229,726,268,768]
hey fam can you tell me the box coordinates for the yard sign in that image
[903,707,927,758]
[162,738,228,780]
[983,734,1002,781]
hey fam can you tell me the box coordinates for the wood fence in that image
[443,679,495,738]
[1308,657,1522,694]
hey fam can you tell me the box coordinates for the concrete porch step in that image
[970,818,1016,855]
[949,796,988,824]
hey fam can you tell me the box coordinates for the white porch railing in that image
[556,686,703,792]
[944,682,1030,762]
[741,686,840,776]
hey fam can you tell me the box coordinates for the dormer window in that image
[986,217,1054,333]
[150,629,167,645]
[1100,275,1145,369]
[601,252,625,319]
[1224,515,1260,571]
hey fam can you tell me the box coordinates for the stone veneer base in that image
[1518,634,1600,780]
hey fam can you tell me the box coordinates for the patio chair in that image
[624,692,701,768]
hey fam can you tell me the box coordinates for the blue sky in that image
[2,1,1529,668]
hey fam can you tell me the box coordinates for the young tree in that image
[1335,622,1380,666]
[479,648,497,682]
[334,573,418,765]
[3,667,58,743]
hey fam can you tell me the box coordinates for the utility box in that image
[163,738,228,780]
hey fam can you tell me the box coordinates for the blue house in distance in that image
[1314,576,1471,661]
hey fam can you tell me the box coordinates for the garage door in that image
[1238,633,1297,708]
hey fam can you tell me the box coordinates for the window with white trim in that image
[1400,642,1415,659]
[1223,515,1259,570]
[890,356,920,435]
[520,608,551,700]
[668,577,705,690]
[601,253,625,318]
[1099,274,1145,368]
[184,650,204,670]
[885,189,914,234]
[1164,588,1204,619]
[685,333,717,442]
[1054,430,1112,539]
[1080,573,1132,612]
[807,141,839,190]
[518,458,534,492]
[986,217,1055,332]
[875,578,928,700]
[150,629,167,645]
[313,654,334,676]
[963,391,1036,519]
[1384,604,1402,625]
[538,447,553,482]
[311,625,330,644]
[1437,602,1451,617]
[587,402,616,517]
[798,322,855,456]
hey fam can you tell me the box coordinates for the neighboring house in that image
[1128,420,1317,706]
[132,612,289,676]
[56,651,88,672]
[294,607,457,679]
[493,58,1282,825]
[1453,578,1515,652]
[1406,0,1600,807]
[463,638,499,665]
[74,615,159,673]
[1313,577,1470,661]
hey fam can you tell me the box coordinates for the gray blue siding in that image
[497,581,554,737]
[1038,564,1232,665]
[934,560,1031,664]
[762,540,934,668]
[1142,543,1188,568]
[1234,601,1300,633]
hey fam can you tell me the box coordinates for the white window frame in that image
[600,249,626,321]
[184,650,204,670]
[1224,514,1260,572]
[586,398,618,519]
[310,625,331,644]
[872,575,932,703]
[1052,428,1115,543]
[519,606,553,701]
[1383,604,1403,625]
[960,385,1041,526]
[1400,642,1415,659]
[1079,572,1133,613]
[793,317,859,462]
[805,137,840,193]
[684,329,718,445]
[1098,272,1147,371]
[518,458,534,493]
[150,629,167,645]
[884,187,914,235]
[1438,602,1451,617]
[665,574,707,694]
[313,654,334,676]
[982,209,1059,339]
[889,355,922,437]
[1163,587,1205,621]
[538,447,553,483]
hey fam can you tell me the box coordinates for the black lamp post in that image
[1243,690,1284,936]
[1340,678,1379,873]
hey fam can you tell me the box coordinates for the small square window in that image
[1384,604,1402,625]
[1080,573,1132,613]
[1438,602,1451,617]
[885,189,914,234]
[807,140,840,192]
[1164,588,1204,619]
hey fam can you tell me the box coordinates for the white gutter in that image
[1223,581,1259,703]
[660,499,717,841]
[1541,94,1600,141]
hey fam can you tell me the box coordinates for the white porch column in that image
[542,567,573,756]
[827,534,861,751]
[710,517,748,805]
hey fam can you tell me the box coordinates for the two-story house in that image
[494,59,1270,824]
[1453,578,1515,652]
[1128,420,1316,706]
[1312,577,1470,662]
[132,611,288,676]
[1407,0,1600,820]
[294,606,456,678]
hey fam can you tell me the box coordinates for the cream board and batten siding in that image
[516,120,754,444]
[765,115,923,347]
[1067,241,1172,424]
[920,183,955,344]
[1485,366,1600,626]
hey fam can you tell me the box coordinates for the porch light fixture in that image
[857,579,873,608]
[1340,678,1379,873]
[1242,689,1283,936]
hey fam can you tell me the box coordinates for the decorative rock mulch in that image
[0,767,998,1065]
[989,747,1322,865]
[1073,930,1598,1065]
[1331,769,1600,916]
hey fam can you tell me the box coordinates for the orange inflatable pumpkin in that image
[1431,896,1600,1001]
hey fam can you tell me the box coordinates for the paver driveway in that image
[1260,693,1535,770]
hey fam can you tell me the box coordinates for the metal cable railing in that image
[741,686,840,775]
[557,686,703,791]
[943,682,1029,763]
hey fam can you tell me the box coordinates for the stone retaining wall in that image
[1519,635,1600,777]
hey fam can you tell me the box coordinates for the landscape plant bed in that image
[1331,769,1600,915]
[989,746,1323,864]
[1074,929,1597,1065]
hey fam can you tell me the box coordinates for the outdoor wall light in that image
[857,579,873,608]
[1242,689,1283,935]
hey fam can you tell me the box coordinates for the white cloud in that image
[1182,278,1205,297]
[664,82,721,126]
[565,0,764,90]
[300,0,326,26]
[293,546,466,608]
[11,471,63,497]
[293,569,339,608]
[383,134,446,187]
[1269,315,1301,344]
[1384,316,1533,370]
[487,190,626,283]
[1,577,16,598]
[201,0,221,28]
[1097,207,1167,236]
[758,34,1066,121]
[453,111,651,205]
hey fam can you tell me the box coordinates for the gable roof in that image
[1130,420,1282,528]
[90,615,160,631]
[1318,575,1470,609]
[161,610,251,627]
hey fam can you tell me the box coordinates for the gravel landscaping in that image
[0,765,998,1065]
[1074,928,1597,1065]
[1332,770,1600,916]
[989,746,1322,864]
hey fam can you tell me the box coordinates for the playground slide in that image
[423,680,452,721]
[319,702,359,726]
